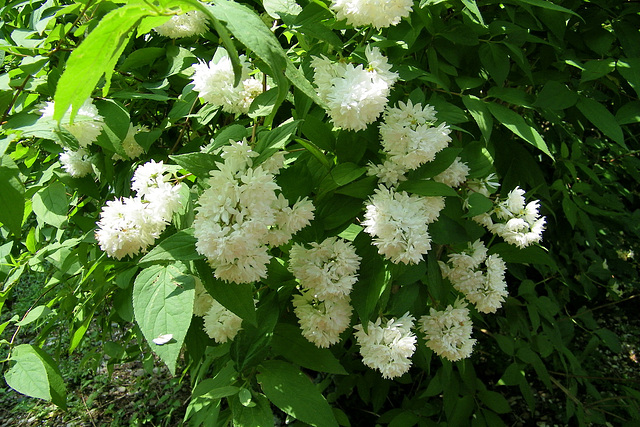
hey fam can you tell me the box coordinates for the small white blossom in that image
[289,237,361,301]
[191,53,263,114]
[433,157,469,188]
[420,300,476,362]
[293,292,352,348]
[193,278,214,317]
[203,299,243,343]
[363,185,444,264]
[354,313,416,379]
[154,10,209,38]
[121,123,147,159]
[331,0,413,29]
[40,99,104,148]
[59,148,92,177]
[312,46,397,131]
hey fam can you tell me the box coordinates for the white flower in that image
[312,46,397,131]
[191,53,263,114]
[193,278,214,317]
[293,292,352,348]
[478,187,547,249]
[420,300,476,361]
[363,185,444,264]
[440,240,508,314]
[203,299,243,343]
[331,0,413,29]
[59,148,92,177]
[367,159,408,187]
[193,140,313,284]
[40,99,104,148]
[95,197,162,260]
[379,101,451,170]
[354,313,416,379]
[289,237,361,301]
[121,123,147,159]
[154,10,208,38]
[433,158,469,188]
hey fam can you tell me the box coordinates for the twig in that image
[81,394,98,427]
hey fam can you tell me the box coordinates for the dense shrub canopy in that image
[1,0,639,425]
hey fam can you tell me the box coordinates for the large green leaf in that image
[271,323,348,375]
[5,344,66,409]
[487,102,553,158]
[133,264,195,374]
[230,392,274,427]
[195,260,257,326]
[397,179,459,197]
[576,96,625,146]
[257,360,338,427]
[32,181,68,228]
[0,156,25,236]
[54,5,148,121]
[617,58,640,98]
[140,229,203,265]
[462,95,493,143]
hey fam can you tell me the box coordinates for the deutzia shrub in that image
[59,148,92,177]
[354,313,417,379]
[292,292,353,348]
[203,299,243,343]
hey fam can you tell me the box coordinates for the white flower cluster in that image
[154,10,209,38]
[330,0,413,29]
[363,185,444,264]
[40,98,104,148]
[193,278,214,317]
[312,46,398,131]
[96,160,182,259]
[193,140,315,284]
[191,53,263,115]
[368,101,464,187]
[439,240,508,314]
[288,237,361,347]
[60,148,93,177]
[120,123,147,160]
[419,300,476,362]
[433,157,470,188]
[203,299,243,343]
[292,292,353,348]
[354,313,417,379]
[474,187,546,249]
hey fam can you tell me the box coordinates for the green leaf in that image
[0,156,25,236]
[479,43,509,85]
[488,243,557,270]
[615,101,640,125]
[195,260,257,326]
[478,390,512,414]
[397,180,459,197]
[15,305,52,326]
[509,0,582,19]
[32,181,68,228]
[352,232,390,324]
[617,58,640,98]
[120,47,166,71]
[295,138,332,169]
[249,88,278,119]
[533,81,577,110]
[140,229,203,264]
[486,102,553,158]
[580,59,615,83]
[133,264,195,374]
[595,328,621,353]
[258,360,338,427]
[271,323,348,375]
[464,192,493,217]
[169,151,221,178]
[230,294,278,371]
[54,4,147,121]
[230,392,274,427]
[5,344,66,408]
[330,162,367,187]
[462,95,493,143]
[94,98,130,156]
[576,97,625,146]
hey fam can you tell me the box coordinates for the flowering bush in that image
[1,0,639,425]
